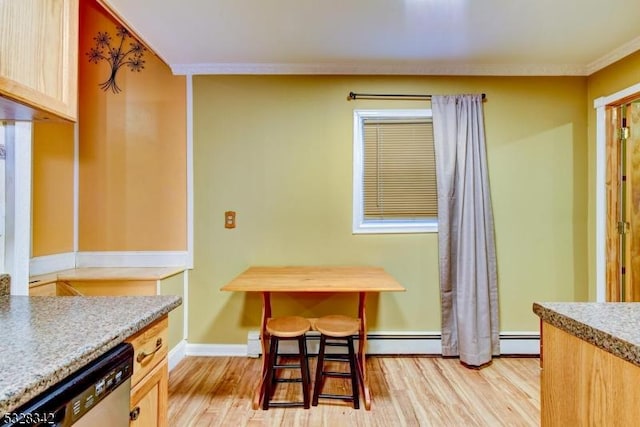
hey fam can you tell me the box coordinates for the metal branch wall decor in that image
[86,26,146,94]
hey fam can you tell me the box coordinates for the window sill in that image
[353,221,438,234]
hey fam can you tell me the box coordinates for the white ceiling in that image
[101,0,640,76]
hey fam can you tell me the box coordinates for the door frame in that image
[595,81,640,301]
[3,121,32,295]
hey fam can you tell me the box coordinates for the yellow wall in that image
[32,121,75,256]
[190,75,588,344]
[586,51,640,300]
[160,272,185,350]
[77,0,187,251]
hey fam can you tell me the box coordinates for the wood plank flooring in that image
[168,356,540,427]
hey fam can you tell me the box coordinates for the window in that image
[353,109,438,233]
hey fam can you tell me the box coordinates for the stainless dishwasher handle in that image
[136,338,163,363]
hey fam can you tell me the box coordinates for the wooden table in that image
[221,266,405,410]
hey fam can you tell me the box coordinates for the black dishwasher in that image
[2,343,133,427]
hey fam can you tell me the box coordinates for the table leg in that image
[252,292,272,410]
[357,292,371,410]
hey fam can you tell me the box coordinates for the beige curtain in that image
[432,94,499,367]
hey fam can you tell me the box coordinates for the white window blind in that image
[362,117,437,220]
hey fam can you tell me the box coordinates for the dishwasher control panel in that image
[68,358,132,423]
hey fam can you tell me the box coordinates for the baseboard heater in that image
[247,331,540,358]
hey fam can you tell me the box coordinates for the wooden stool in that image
[262,316,312,409]
[312,315,360,409]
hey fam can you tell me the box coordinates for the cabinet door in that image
[130,358,168,427]
[0,0,78,121]
[541,322,640,426]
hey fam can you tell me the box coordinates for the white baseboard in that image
[168,340,187,371]
[498,332,541,355]
[30,252,76,275]
[76,251,189,268]
[186,343,248,357]
[190,330,540,357]
[365,332,444,355]
[247,331,262,357]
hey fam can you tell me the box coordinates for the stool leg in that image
[347,336,360,409]
[297,336,310,409]
[312,335,326,406]
[302,334,311,389]
[262,336,279,410]
[271,337,280,387]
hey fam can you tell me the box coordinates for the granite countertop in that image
[533,302,640,367]
[0,295,182,417]
[0,274,9,296]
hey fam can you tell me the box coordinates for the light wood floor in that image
[168,356,540,427]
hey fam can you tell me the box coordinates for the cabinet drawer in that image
[126,316,168,387]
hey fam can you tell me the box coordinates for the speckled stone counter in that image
[0,295,181,417]
[533,302,640,367]
[0,274,9,296]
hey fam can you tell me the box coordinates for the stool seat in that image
[267,316,311,337]
[314,315,359,337]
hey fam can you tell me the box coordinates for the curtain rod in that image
[348,92,486,101]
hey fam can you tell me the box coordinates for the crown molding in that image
[586,35,640,75]
[171,61,588,76]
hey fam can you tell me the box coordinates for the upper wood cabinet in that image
[0,0,78,121]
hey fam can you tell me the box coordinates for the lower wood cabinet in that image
[28,275,174,426]
[130,358,168,427]
[29,282,56,296]
[541,322,640,426]
[28,281,82,296]
[60,280,157,296]
[126,316,169,427]
[28,273,177,427]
